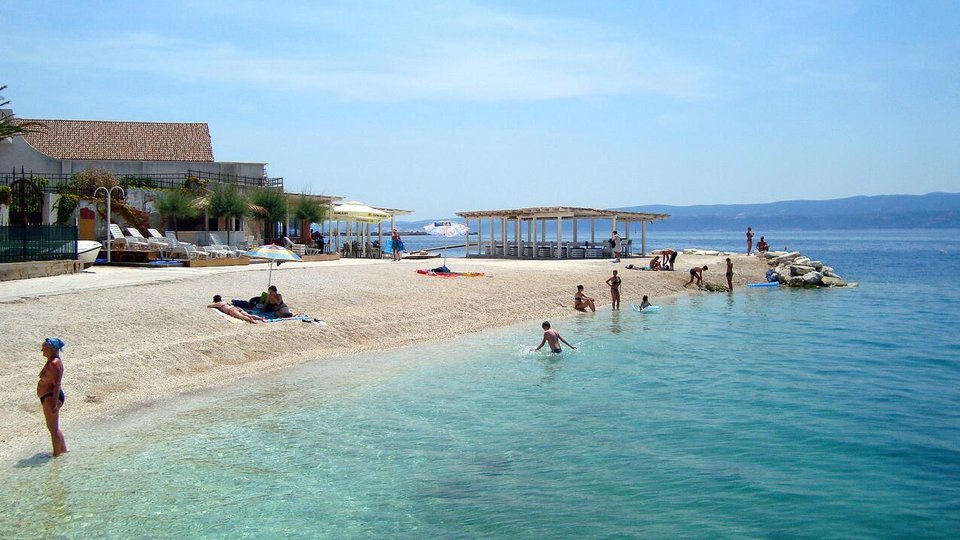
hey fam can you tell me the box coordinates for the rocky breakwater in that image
[760,251,855,288]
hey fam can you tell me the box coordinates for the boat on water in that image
[77,240,101,268]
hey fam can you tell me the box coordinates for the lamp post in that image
[94,185,125,263]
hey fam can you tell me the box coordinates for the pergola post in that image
[556,216,562,259]
[500,217,507,258]
[488,218,495,257]
[641,221,647,256]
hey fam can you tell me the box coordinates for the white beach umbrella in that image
[423,220,470,237]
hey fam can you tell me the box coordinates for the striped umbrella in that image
[245,244,302,287]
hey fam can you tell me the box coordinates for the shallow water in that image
[3,230,959,538]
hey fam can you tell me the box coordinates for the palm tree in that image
[154,189,197,233]
[206,185,247,244]
[292,194,326,243]
[249,188,288,242]
[0,85,45,141]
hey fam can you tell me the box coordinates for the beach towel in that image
[249,307,327,325]
[415,269,485,278]
[210,307,326,325]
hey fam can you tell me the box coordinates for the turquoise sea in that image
[3,229,959,538]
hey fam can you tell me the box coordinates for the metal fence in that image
[0,169,284,195]
[0,225,79,263]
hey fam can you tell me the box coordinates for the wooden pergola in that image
[456,206,669,259]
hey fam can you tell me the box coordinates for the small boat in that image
[402,250,441,260]
[77,240,102,268]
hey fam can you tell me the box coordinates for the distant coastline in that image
[395,192,960,232]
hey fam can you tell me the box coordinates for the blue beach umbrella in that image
[245,244,302,287]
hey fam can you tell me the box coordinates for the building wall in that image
[0,135,266,178]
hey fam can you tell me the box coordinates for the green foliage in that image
[208,185,247,221]
[292,194,325,223]
[183,176,208,195]
[250,188,288,239]
[69,169,120,195]
[53,194,79,225]
[0,85,45,141]
[208,186,248,244]
[0,185,11,206]
[119,176,155,189]
[154,189,197,232]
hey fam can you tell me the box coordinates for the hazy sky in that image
[2,1,958,218]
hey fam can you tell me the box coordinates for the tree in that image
[154,189,197,233]
[292,194,326,242]
[206,185,247,244]
[0,85,45,141]
[249,188,288,242]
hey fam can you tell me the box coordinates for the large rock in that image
[802,271,823,285]
[821,276,847,287]
[772,252,802,264]
[791,264,816,276]
[795,256,811,265]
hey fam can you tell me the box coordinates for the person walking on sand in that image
[611,230,622,263]
[38,337,68,457]
[726,257,734,290]
[534,321,577,353]
[391,229,402,262]
[574,285,597,312]
[685,266,708,289]
[746,227,754,255]
[606,270,622,310]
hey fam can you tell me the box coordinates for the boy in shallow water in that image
[534,321,577,353]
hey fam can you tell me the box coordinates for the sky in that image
[2,0,958,219]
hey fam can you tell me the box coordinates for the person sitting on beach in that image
[637,295,652,311]
[684,266,708,289]
[264,285,288,313]
[209,295,266,323]
[534,321,577,353]
[649,256,662,271]
[574,285,596,312]
[757,236,769,253]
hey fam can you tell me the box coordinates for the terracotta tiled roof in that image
[19,119,214,161]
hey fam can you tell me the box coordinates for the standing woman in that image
[37,337,68,457]
[391,229,402,262]
[606,269,622,310]
[746,227,754,255]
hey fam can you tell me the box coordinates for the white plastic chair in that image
[109,224,149,250]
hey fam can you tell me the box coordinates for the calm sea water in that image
[3,230,959,538]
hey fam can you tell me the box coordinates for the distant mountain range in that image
[395,193,960,232]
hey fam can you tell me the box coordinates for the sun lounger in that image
[108,224,149,250]
[284,236,321,255]
[209,233,244,258]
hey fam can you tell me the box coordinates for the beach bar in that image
[456,206,669,259]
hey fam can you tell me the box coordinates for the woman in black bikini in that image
[37,337,68,457]
[605,270,622,310]
[574,285,596,312]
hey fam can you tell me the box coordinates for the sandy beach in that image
[0,252,766,459]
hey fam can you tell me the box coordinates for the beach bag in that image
[608,238,615,248]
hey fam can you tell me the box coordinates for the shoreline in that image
[0,252,768,460]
